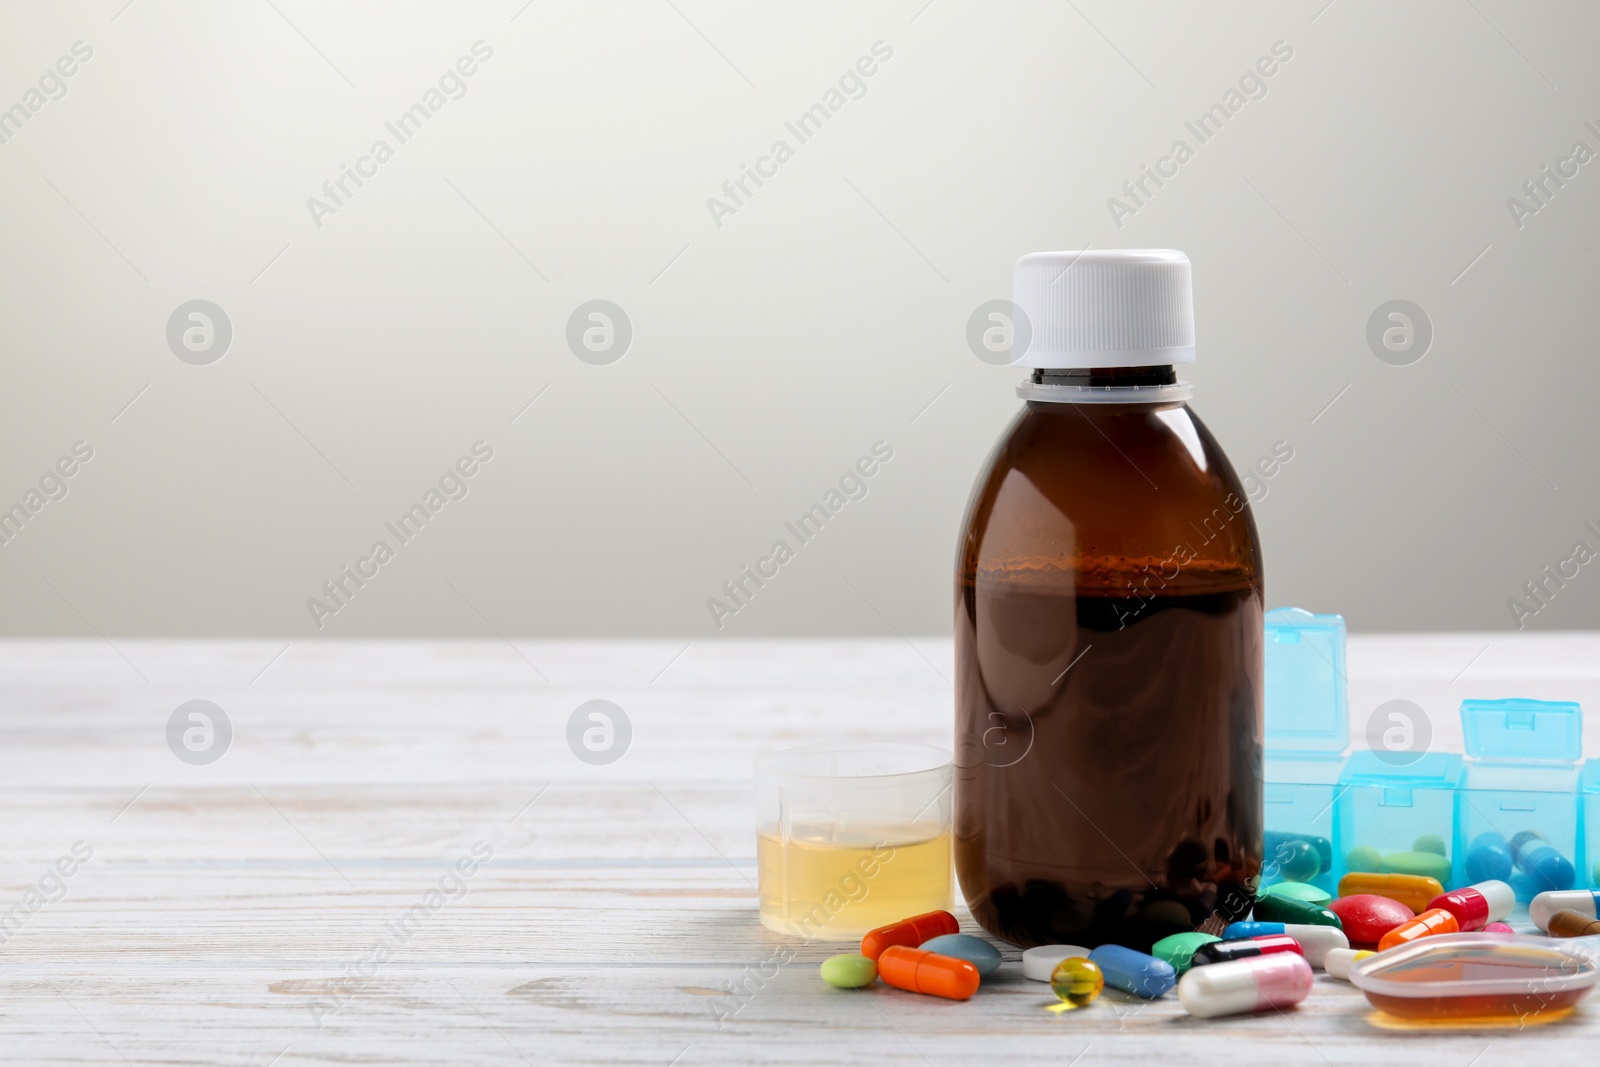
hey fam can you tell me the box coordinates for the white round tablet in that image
[1022,944,1091,982]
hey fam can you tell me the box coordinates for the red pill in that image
[1377,907,1459,951]
[877,946,980,1000]
[1484,922,1514,934]
[1327,893,1414,947]
[860,910,959,961]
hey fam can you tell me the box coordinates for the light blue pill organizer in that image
[1262,608,1590,894]
[1581,762,1600,890]
[1262,608,1348,892]
[1335,750,1460,883]
[1455,699,1582,900]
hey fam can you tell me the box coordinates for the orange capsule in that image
[860,910,959,961]
[1377,907,1459,951]
[1337,872,1443,915]
[877,945,981,1000]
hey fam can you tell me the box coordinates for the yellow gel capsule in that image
[1051,957,1104,1007]
[1337,872,1443,915]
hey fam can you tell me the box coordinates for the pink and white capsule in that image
[1177,953,1314,1019]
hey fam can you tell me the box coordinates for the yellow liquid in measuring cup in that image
[757,829,952,938]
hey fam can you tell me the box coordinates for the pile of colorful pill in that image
[818,908,1149,1007]
[818,869,1600,1019]
[820,910,992,1000]
[1339,830,1576,894]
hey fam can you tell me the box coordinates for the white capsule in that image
[1022,944,1090,982]
[1530,890,1600,932]
[1178,953,1313,1018]
[1322,947,1374,980]
[1280,924,1348,968]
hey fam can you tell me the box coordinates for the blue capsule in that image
[1088,944,1176,998]
[1466,832,1513,883]
[1223,921,1285,939]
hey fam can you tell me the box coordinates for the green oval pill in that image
[1380,850,1452,883]
[1262,881,1332,904]
[1252,892,1342,929]
[820,953,877,988]
[1151,931,1219,974]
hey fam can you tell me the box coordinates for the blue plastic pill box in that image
[1262,609,1591,898]
[1262,608,1349,892]
[1335,749,1462,886]
[1580,760,1600,890]
[1455,699,1582,900]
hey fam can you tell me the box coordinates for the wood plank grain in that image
[1,637,1598,1064]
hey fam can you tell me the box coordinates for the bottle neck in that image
[1032,366,1176,388]
[1018,365,1191,406]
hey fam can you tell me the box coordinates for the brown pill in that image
[1546,908,1600,938]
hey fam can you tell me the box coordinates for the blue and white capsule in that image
[1221,921,1348,967]
[1224,921,1283,939]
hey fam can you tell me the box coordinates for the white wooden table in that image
[4,633,1599,1065]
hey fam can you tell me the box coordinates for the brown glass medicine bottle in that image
[955,250,1264,950]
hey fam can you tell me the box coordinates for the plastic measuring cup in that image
[755,741,952,938]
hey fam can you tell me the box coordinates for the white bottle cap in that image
[1012,249,1196,369]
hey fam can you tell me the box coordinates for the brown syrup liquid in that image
[1361,945,1593,1024]
[956,575,1261,949]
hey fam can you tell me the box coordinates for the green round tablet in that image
[1261,880,1332,904]
[1413,834,1448,857]
[820,953,877,988]
[1344,845,1382,873]
[1151,931,1219,974]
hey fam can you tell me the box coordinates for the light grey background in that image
[0,0,1595,638]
